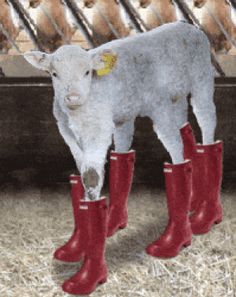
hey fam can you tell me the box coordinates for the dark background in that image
[0,77,235,187]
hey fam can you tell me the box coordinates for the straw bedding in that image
[0,184,235,297]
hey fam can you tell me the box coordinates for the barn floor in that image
[0,184,235,297]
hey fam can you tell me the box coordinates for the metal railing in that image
[0,0,236,77]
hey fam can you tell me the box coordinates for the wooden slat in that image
[1,77,236,87]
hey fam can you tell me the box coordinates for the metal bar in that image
[63,0,97,47]
[8,0,45,51]
[119,0,146,32]
[174,0,194,24]
[173,0,225,77]
[63,0,94,31]
[63,1,105,45]
[127,0,149,31]
[14,0,39,31]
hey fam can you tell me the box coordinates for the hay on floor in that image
[0,185,235,297]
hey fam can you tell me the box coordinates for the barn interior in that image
[0,1,235,297]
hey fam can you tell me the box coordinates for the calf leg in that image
[151,104,184,164]
[186,81,223,234]
[191,82,216,144]
[146,104,192,258]
[81,138,112,201]
[113,118,135,152]
[173,98,188,129]
[108,119,136,237]
[54,101,83,171]
[57,121,83,171]
[81,159,105,201]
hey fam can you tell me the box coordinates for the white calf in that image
[24,22,216,200]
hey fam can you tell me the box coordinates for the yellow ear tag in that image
[96,53,117,76]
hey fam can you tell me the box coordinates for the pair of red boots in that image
[54,150,135,295]
[146,123,223,257]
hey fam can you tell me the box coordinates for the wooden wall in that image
[0,77,235,186]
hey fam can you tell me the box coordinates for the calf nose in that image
[65,93,81,108]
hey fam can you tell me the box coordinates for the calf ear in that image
[92,49,117,76]
[23,51,51,71]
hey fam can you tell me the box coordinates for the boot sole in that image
[146,239,192,258]
[107,222,127,237]
[98,276,107,284]
[53,258,81,264]
[63,275,108,295]
[53,252,84,263]
[192,216,223,235]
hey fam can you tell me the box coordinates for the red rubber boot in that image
[146,160,192,258]
[180,123,199,211]
[62,198,108,295]
[107,150,135,237]
[190,141,223,234]
[54,175,85,262]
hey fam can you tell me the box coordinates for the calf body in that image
[24,22,216,200]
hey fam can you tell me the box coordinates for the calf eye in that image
[85,70,90,76]
[52,72,57,78]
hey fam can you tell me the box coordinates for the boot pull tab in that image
[164,168,172,173]
[110,156,118,160]
[196,148,205,153]
[70,180,79,184]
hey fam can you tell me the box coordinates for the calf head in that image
[23,45,117,111]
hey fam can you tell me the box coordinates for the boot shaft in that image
[79,198,108,257]
[195,141,223,204]
[164,160,192,220]
[109,150,136,202]
[180,123,196,160]
[69,175,84,226]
